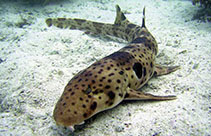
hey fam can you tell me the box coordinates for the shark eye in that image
[83,85,92,94]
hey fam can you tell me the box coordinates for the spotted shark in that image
[45,5,179,131]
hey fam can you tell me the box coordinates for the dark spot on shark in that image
[131,37,148,44]
[58,18,66,21]
[150,62,153,68]
[125,93,129,98]
[82,104,86,108]
[83,113,88,118]
[96,28,102,33]
[119,71,124,75]
[71,92,75,96]
[133,63,143,79]
[117,79,121,83]
[90,101,97,111]
[113,31,118,37]
[105,85,111,89]
[118,93,123,97]
[57,23,63,28]
[92,22,104,28]
[74,19,86,25]
[127,23,136,28]
[108,91,115,99]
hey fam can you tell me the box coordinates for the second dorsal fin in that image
[142,7,146,28]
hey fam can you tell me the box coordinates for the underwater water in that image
[0,0,210,135]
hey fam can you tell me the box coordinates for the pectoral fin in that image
[124,88,176,101]
[154,64,180,76]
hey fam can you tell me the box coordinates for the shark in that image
[45,5,179,131]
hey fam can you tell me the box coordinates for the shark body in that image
[46,5,179,131]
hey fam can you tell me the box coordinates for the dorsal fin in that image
[142,7,146,28]
[114,5,129,25]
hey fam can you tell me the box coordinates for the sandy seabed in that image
[0,0,210,136]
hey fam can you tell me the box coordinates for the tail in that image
[45,5,146,43]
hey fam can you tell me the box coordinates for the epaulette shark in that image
[45,5,179,131]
